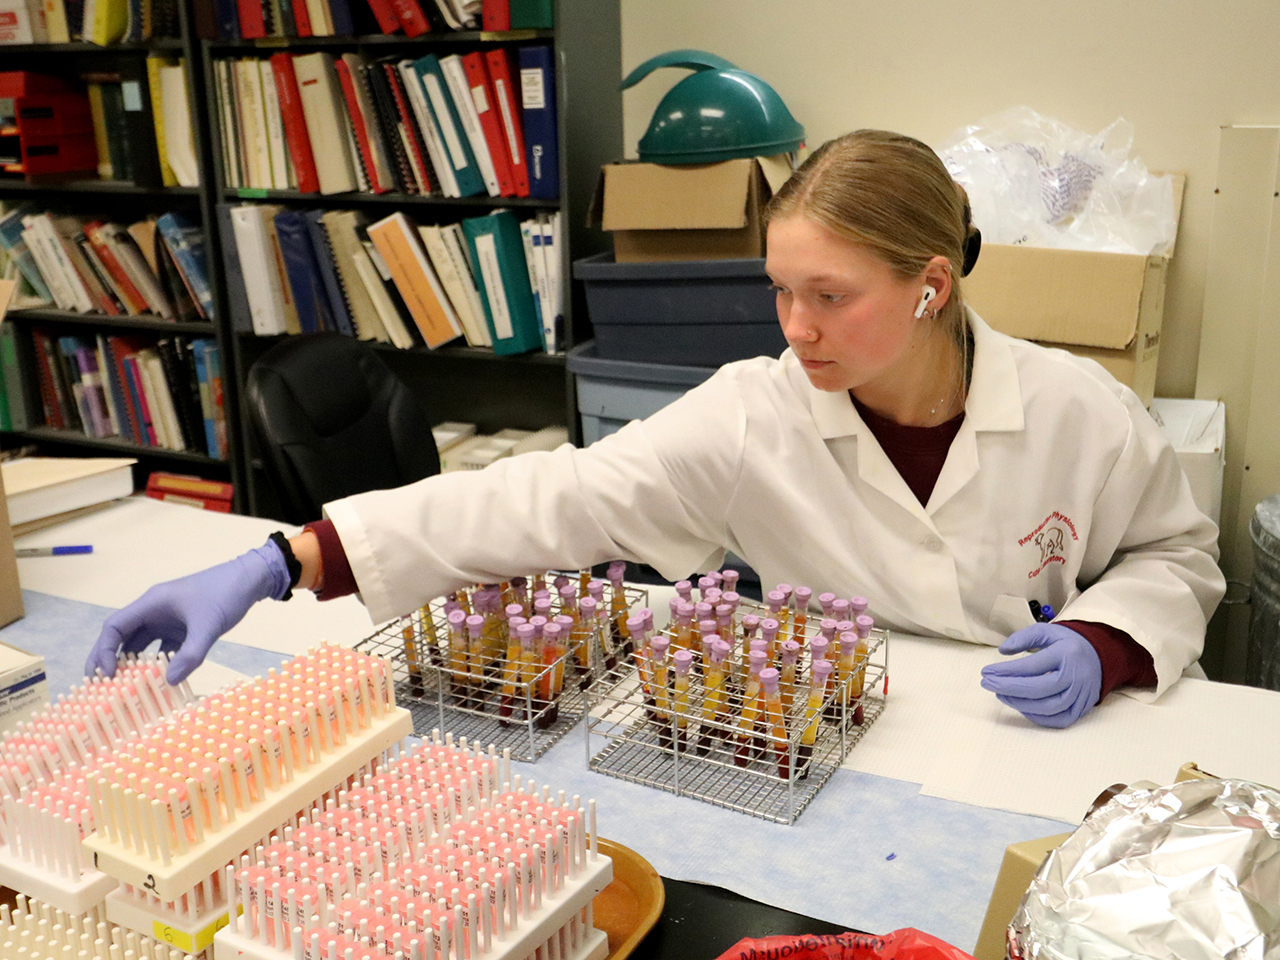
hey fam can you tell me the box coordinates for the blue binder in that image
[304,209,355,338]
[273,209,336,334]
[517,45,559,200]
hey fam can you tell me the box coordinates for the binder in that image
[190,338,221,458]
[439,53,499,197]
[418,223,489,348]
[293,52,360,194]
[256,59,292,189]
[462,209,542,355]
[507,0,548,28]
[460,51,514,197]
[381,60,434,193]
[216,203,254,334]
[336,53,394,193]
[479,0,506,30]
[366,211,463,349]
[516,44,558,199]
[397,58,455,197]
[484,47,529,197]
[156,212,214,321]
[228,203,289,335]
[320,209,398,346]
[97,333,138,444]
[270,52,321,193]
[303,209,355,337]
[410,53,485,198]
[273,208,335,334]
[234,0,264,39]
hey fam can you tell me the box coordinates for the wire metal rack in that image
[356,574,650,761]
[584,599,889,824]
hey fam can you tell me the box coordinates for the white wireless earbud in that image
[913,286,937,319]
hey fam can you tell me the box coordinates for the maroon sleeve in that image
[1060,620,1157,701]
[302,519,359,601]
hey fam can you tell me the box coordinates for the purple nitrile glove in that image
[84,538,293,685]
[979,623,1102,729]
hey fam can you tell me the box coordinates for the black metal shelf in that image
[0,180,202,197]
[206,28,551,51]
[6,309,218,335]
[219,187,557,208]
[0,38,186,53]
[6,426,230,466]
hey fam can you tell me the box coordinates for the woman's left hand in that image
[980,623,1102,728]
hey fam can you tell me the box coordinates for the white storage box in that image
[1150,398,1226,526]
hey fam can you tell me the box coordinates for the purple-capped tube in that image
[855,614,874,639]
[715,603,733,636]
[587,580,605,602]
[831,598,850,622]
[850,596,869,618]
[721,569,739,592]
[820,619,837,642]
[695,601,714,624]
[721,591,740,616]
[776,583,793,604]
[818,592,837,617]
[697,576,716,601]
[835,619,855,640]
[767,591,785,619]
[742,614,761,642]
[761,618,780,654]
[749,638,768,658]
[793,586,812,612]
[534,597,553,619]
[505,602,523,623]
[674,580,693,602]
[810,635,830,663]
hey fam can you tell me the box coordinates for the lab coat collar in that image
[806,306,1025,439]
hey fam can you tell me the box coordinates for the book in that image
[257,58,292,189]
[216,203,253,333]
[385,0,427,36]
[144,470,233,511]
[54,337,94,434]
[483,47,528,197]
[156,212,215,321]
[49,215,113,314]
[418,222,488,348]
[75,236,125,315]
[439,53,498,197]
[479,0,505,31]
[96,332,136,444]
[396,58,456,197]
[214,60,240,186]
[1,456,136,527]
[235,57,270,188]
[234,0,263,37]
[462,209,541,355]
[293,52,360,195]
[335,53,393,194]
[120,350,157,445]
[460,51,514,197]
[82,221,147,315]
[0,321,36,431]
[380,60,433,194]
[68,339,113,437]
[101,221,172,319]
[0,206,52,303]
[273,208,334,334]
[30,329,66,429]
[136,346,183,449]
[204,339,227,457]
[366,211,462,348]
[269,52,320,193]
[517,45,558,199]
[507,0,546,28]
[410,53,484,197]
[146,55,179,187]
[92,336,122,437]
[159,63,199,187]
[23,213,90,312]
[228,203,289,335]
[302,209,354,337]
[105,334,149,444]
[157,337,204,452]
[188,340,219,458]
[319,209,395,345]
[350,239,414,349]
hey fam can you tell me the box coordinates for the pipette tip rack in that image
[357,571,649,762]
[585,584,890,824]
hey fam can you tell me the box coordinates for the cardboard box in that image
[1150,398,1226,526]
[964,176,1184,408]
[589,158,786,262]
[972,832,1072,960]
[0,640,47,733]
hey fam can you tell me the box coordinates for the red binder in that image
[461,52,514,197]
[483,47,529,197]
[270,53,321,193]
[362,0,399,34]
[235,0,265,37]
[481,0,508,30]
[290,0,312,37]
[333,57,389,194]
[386,0,429,35]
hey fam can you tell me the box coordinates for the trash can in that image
[1246,493,1280,690]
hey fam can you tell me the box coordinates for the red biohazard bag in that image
[712,928,977,960]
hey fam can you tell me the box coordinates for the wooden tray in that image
[594,838,665,960]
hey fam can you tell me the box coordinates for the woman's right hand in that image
[84,539,292,684]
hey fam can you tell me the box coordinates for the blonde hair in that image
[765,129,976,349]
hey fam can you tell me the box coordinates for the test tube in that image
[696,638,730,756]
[798,659,834,778]
[759,668,789,779]
[671,649,693,752]
[733,650,767,767]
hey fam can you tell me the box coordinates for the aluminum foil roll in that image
[1009,778,1280,960]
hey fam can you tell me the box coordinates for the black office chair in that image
[246,333,440,524]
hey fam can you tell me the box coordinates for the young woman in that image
[86,130,1224,729]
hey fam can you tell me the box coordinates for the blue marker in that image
[15,545,93,557]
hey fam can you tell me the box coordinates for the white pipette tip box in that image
[84,706,414,902]
[106,886,237,956]
[0,843,118,916]
[212,853,613,960]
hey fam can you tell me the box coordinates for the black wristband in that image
[269,531,302,601]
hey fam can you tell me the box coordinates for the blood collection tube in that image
[447,609,468,696]
[607,561,632,656]
[674,580,692,603]
[721,569,739,594]
[402,620,425,697]
[853,614,874,725]
[497,618,524,726]
[818,592,836,618]
[733,650,767,767]
[798,658,834,778]
[576,596,597,672]
[761,618,779,661]
[649,636,671,750]
[537,622,564,728]
[759,668,789,779]
[672,649,693,752]
[466,613,486,693]
[778,639,800,715]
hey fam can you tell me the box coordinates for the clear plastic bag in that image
[938,106,1177,255]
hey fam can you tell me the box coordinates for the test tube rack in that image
[0,895,196,960]
[357,572,649,762]
[211,730,613,960]
[584,593,890,824]
[0,653,198,916]
[83,649,413,902]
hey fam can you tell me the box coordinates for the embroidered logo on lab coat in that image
[1018,512,1079,579]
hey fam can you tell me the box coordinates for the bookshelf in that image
[205,0,622,520]
[0,18,244,502]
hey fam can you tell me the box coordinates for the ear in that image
[919,256,953,313]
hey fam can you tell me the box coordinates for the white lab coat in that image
[326,310,1224,700]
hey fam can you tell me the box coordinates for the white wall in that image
[619,0,1280,399]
